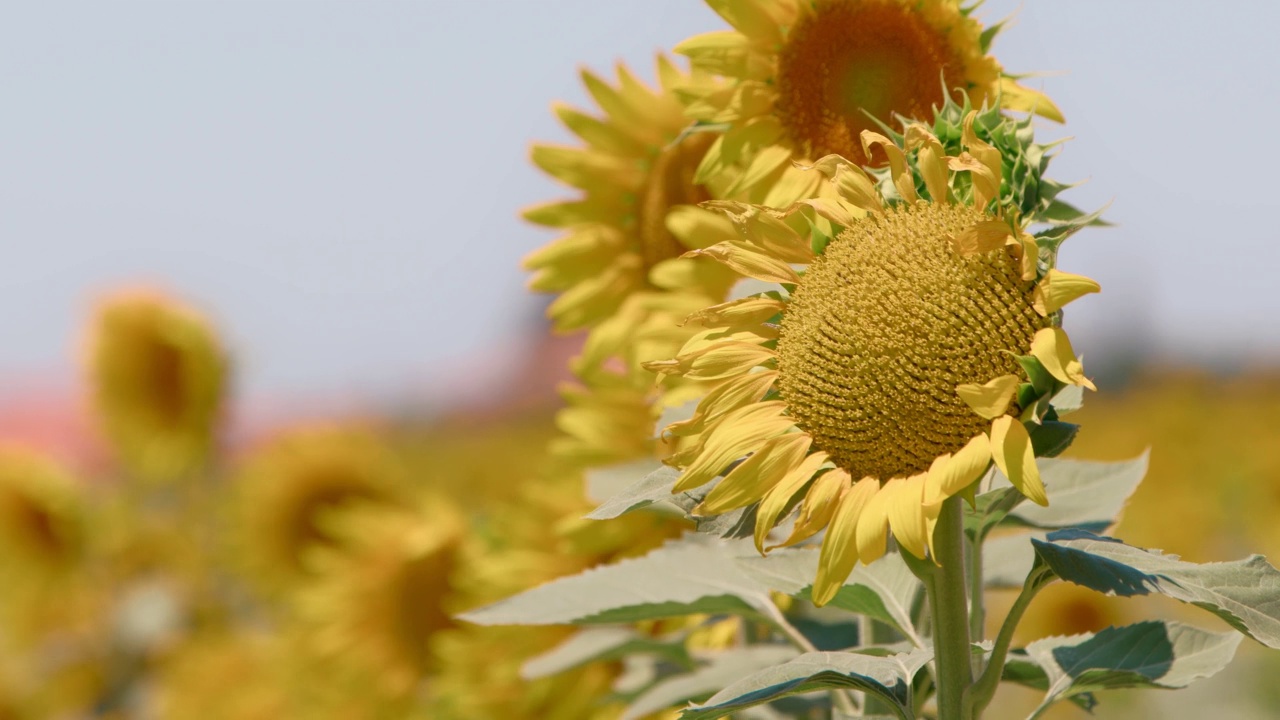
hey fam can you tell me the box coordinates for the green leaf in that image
[737,549,923,641]
[459,535,776,626]
[1003,621,1241,715]
[1050,384,1085,415]
[585,458,667,505]
[964,481,1024,542]
[996,453,1149,534]
[522,627,692,680]
[1028,421,1079,458]
[623,646,798,720]
[1014,354,1055,395]
[983,532,1039,589]
[585,465,686,520]
[1032,529,1280,648]
[681,649,933,720]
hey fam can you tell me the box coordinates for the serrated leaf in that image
[522,627,692,680]
[586,458,667,505]
[1033,529,1280,648]
[623,646,797,720]
[1050,384,1085,415]
[737,549,922,641]
[1004,621,1240,715]
[994,453,1149,533]
[681,649,933,720]
[460,534,776,626]
[964,481,1024,542]
[983,532,1040,589]
[586,466,686,520]
[1028,421,1079,458]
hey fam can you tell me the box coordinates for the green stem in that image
[966,568,1054,717]
[926,496,973,720]
[967,531,985,644]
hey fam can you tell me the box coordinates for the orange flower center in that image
[776,0,967,163]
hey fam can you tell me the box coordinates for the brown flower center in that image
[776,0,967,163]
[776,202,1044,480]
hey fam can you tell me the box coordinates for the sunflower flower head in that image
[676,0,1062,201]
[231,424,411,593]
[0,445,85,584]
[86,288,226,484]
[523,57,738,333]
[649,106,1099,605]
[298,496,465,700]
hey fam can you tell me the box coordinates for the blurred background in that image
[1,1,1279,718]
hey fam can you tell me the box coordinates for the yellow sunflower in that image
[676,0,1063,200]
[86,288,226,483]
[523,56,739,333]
[298,496,464,701]
[230,424,411,592]
[648,109,1098,605]
[0,445,85,587]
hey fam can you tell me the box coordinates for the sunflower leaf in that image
[995,453,1149,534]
[622,646,798,720]
[459,534,777,626]
[1032,529,1280,648]
[679,649,932,720]
[964,483,1025,542]
[1002,621,1241,715]
[585,465,688,520]
[522,627,693,680]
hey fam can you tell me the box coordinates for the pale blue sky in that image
[2,1,1278,401]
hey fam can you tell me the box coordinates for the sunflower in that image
[675,0,1063,201]
[0,445,85,586]
[647,106,1099,605]
[230,424,411,592]
[297,496,464,701]
[86,288,226,483]
[523,56,740,333]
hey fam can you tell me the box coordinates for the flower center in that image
[776,0,967,163]
[776,202,1044,480]
[636,132,716,271]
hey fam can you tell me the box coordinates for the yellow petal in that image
[1030,327,1096,391]
[666,205,738,250]
[774,467,849,550]
[686,297,786,329]
[727,144,794,196]
[762,162,823,207]
[886,474,929,559]
[697,432,812,515]
[949,220,1012,256]
[854,481,892,563]
[664,370,778,439]
[648,256,737,293]
[998,77,1065,123]
[1033,269,1102,315]
[647,341,775,381]
[860,132,916,204]
[812,477,878,607]
[739,211,814,263]
[925,434,992,506]
[704,0,790,46]
[956,374,1021,419]
[673,402,794,492]
[905,124,948,204]
[531,144,644,189]
[754,451,830,553]
[1006,232,1039,282]
[961,111,1002,188]
[947,152,999,209]
[804,155,884,215]
[685,242,800,284]
[989,416,1047,506]
[791,197,864,228]
[673,31,770,79]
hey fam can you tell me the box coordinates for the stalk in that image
[925,496,973,720]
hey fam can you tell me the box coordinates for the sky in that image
[2,1,1279,404]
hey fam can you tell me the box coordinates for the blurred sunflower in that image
[152,632,293,720]
[648,109,1098,604]
[676,0,1062,200]
[298,497,464,700]
[231,424,410,592]
[0,445,84,585]
[86,288,226,483]
[523,56,738,333]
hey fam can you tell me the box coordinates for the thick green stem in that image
[967,532,985,643]
[926,496,973,720]
[967,568,1054,717]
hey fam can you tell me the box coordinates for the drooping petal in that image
[961,111,1002,188]
[886,474,929,560]
[947,152,999,209]
[684,242,800,284]
[1032,269,1102,315]
[924,434,992,507]
[998,77,1066,123]
[685,296,786,330]
[949,220,1012,256]
[989,416,1047,506]
[905,124,949,204]
[665,370,778,438]
[673,402,795,492]
[666,205,739,250]
[754,451,830,553]
[854,481,893,563]
[812,477,878,607]
[773,467,849,550]
[1030,327,1096,390]
[956,374,1021,419]
[644,341,775,381]
[860,131,917,204]
[697,432,812,515]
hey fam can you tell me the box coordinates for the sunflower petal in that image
[854,481,892,563]
[860,132,916,204]
[956,374,1021,419]
[774,467,849,550]
[949,220,1011,256]
[1030,327,1096,390]
[886,474,929,559]
[1033,269,1102,315]
[685,242,800,284]
[673,402,794,492]
[990,416,1047,506]
[754,451,829,553]
[998,77,1065,123]
[812,477,878,607]
[925,434,992,507]
[697,432,812,515]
